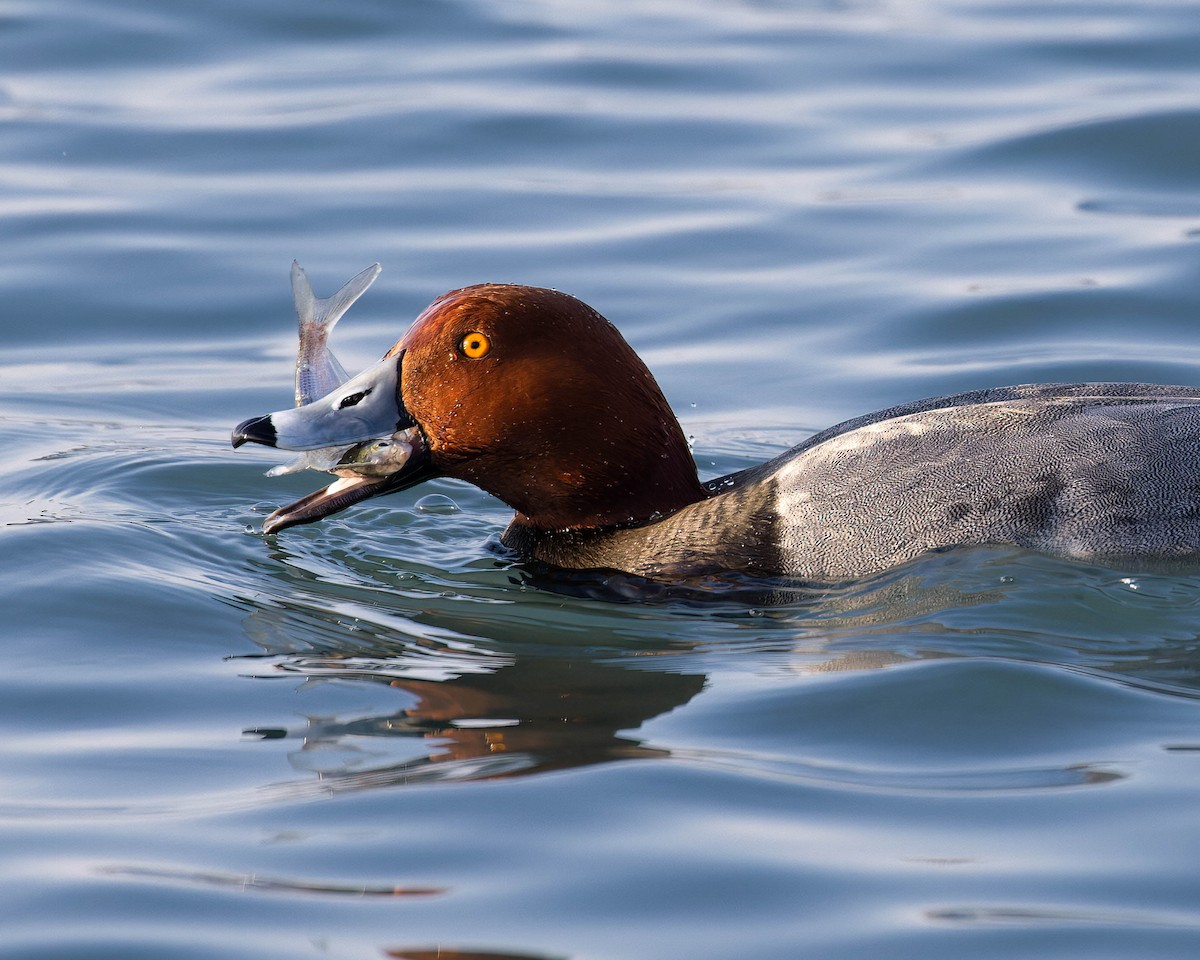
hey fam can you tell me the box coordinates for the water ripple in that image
[673,747,1124,794]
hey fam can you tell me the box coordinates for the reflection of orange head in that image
[381,657,703,778]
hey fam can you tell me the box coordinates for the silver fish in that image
[266,261,382,476]
[332,433,421,478]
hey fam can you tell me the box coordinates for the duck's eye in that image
[338,389,371,409]
[459,331,491,359]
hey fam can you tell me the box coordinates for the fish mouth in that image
[258,428,436,535]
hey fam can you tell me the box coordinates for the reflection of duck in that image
[248,653,704,787]
[235,279,1200,582]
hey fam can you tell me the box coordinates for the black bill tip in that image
[232,415,277,449]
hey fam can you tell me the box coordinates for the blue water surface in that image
[4,1,1200,957]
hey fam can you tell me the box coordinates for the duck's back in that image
[761,383,1200,580]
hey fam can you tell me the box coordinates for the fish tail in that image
[292,261,382,333]
[290,261,382,404]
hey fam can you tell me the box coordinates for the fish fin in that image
[266,457,306,477]
[290,260,316,329]
[266,447,346,477]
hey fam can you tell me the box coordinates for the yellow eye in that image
[459,331,491,359]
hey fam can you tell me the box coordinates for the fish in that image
[332,433,421,478]
[265,261,382,477]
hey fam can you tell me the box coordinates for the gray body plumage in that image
[766,382,1200,580]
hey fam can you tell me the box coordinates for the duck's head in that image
[233,284,706,535]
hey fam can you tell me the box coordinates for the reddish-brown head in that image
[390,284,706,530]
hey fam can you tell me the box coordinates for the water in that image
[5,1,1200,957]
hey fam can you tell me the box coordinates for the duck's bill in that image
[235,356,404,452]
[232,351,436,533]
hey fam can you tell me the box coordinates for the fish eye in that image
[338,389,371,409]
[459,331,491,359]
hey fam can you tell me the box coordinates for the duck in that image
[232,282,1200,582]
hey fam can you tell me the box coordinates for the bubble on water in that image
[415,494,461,515]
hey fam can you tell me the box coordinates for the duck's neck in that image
[494,422,707,532]
[516,470,705,532]
[499,465,781,579]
